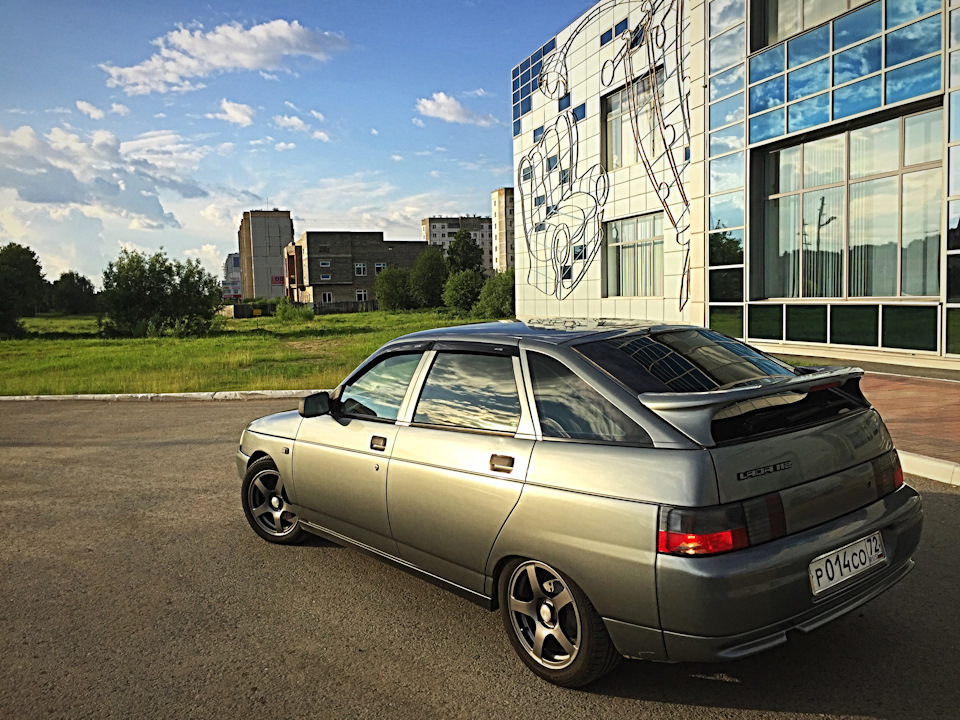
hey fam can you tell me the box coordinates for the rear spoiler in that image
[638,367,866,447]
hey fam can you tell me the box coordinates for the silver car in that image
[236,320,923,687]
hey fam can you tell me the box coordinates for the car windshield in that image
[575,328,797,394]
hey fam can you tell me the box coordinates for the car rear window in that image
[575,328,797,394]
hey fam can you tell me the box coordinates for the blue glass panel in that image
[788,93,830,132]
[834,2,882,50]
[710,191,745,230]
[710,151,745,193]
[615,19,629,35]
[886,15,941,67]
[601,28,614,46]
[521,68,530,84]
[572,103,586,121]
[834,39,881,85]
[710,93,745,129]
[531,60,543,77]
[512,66,520,80]
[710,0,745,37]
[711,64,744,101]
[887,0,941,30]
[788,59,829,101]
[521,58,531,72]
[952,91,960,141]
[543,38,556,55]
[532,48,542,63]
[521,82,530,98]
[513,120,522,137]
[710,24,745,73]
[513,104,521,121]
[886,55,942,102]
[533,126,544,142]
[833,75,882,118]
[750,46,784,83]
[750,108,785,142]
[952,10,960,46]
[710,124,745,155]
[532,76,539,92]
[520,96,532,115]
[750,76,785,112]
[513,90,520,104]
[787,26,829,69]
[559,93,571,110]
[512,77,520,92]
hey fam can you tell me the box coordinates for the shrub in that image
[443,269,485,315]
[274,296,314,324]
[474,269,515,319]
[374,267,414,310]
[409,247,448,308]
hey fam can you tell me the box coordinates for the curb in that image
[0,390,319,402]
[900,451,960,487]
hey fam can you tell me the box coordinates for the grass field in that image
[2,311,483,396]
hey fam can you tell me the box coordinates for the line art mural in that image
[518,0,692,308]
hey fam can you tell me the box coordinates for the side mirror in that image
[299,391,331,418]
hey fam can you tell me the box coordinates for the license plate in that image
[808,532,886,596]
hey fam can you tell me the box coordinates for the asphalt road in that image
[1,400,958,720]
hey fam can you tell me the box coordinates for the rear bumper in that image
[656,484,922,662]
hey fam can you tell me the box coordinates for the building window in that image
[320,273,332,281]
[375,262,387,274]
[355,263,367,276]
[603,70,664,170]
[321,291,333,303]
[603,212,665,297]
[356,289,368,302]
[533,126,544,142]
[572,103,586,122]
[752,0,882,50]
[319,260,331,267]
[559,93,571,111]
[756,108,942,300]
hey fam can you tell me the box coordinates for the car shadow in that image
[584,483,959,719]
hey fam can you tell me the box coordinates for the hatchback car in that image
[237,320,922,687]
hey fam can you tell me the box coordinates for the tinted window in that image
[576,329,796,393]
[528,354,651,445]
[339,354,422,420]
[413,353,521,433]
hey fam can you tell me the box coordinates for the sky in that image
[0,0,590,286]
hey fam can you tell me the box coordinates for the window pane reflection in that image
[886,56,941,103]
[803,135,844,186]
[710,192,745,230]
[764,146,801,194]
[949,200,960,251]
[750,107,785,142]
[710,64,745,101]
[886,15,941,67]
[834,39,881,85]
[710,268,744,301]
[710,151,745,193]
[850,119,899,178]
[710,124,746,155]
[763,195,800,297]
[788,26,829,69]
[414,353,521,432]
[751,76,785,112]
[750,45,785,83]
[901,167,941,296]
[710,0,746,36]
[760,0,801,47]
[710,93,745,129]
[788,58,830,101]
[835,2,882,50]
[904,109,942,165]
[788,92,830,132]
[952,92,960,142]
[802,187,844,297]
[849,177,898,296]
[710,229,745,265]
[833,75,882,119]
[710,24,745,73]
[803,0,836,28]
[886,0,941,30]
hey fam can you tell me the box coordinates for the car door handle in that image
[370,436,387,452]
[490,454,515,473]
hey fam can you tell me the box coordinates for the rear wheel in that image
[241,457,306,545]
[498,558,620,687]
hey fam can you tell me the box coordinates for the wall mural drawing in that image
[518,0,692,308]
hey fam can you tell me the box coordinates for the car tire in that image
[241,456,306,545]
[498,558,620,687]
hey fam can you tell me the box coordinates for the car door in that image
[386,344,536,594]
[293,351,426,556]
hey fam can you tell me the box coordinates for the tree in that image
[409,246,448,308]
[474,269,515,319]
[443,269,485,314]
[446,227,484,274]
[100,248,223,337]
[52,271,97,315]
[374,266,414,310]
[0,243,46,338]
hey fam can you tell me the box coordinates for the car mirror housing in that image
[299,391,331,418]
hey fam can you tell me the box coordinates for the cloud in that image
[310,110,325,121]
[430,170,441,178]
[199,203,237,227]
[412,118,425,128]
[183,243,223,273]
[463,88,488,97]
[391,155,403,162]
[275,142,295,151]
[76,101,105,119]
[370,128,378,136]
[206,98,255,126]
[100,19,348,95]
[273,114,310,132]
[312,130,330,142]
[285,101,300,111]
[46,107,72,115]
[110,103,130,116]
[414,92,497,127]
[154,112,167,118]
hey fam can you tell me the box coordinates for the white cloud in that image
[100,19,348,95]
[76,100,105,120]
[110,103,130,116]
[312,130,330,142]
[259,71,279,82]
[275,142,296,151]
[370,128,378,136]
[285,101,300,111]
[464,88,488,97]
[199,203,237,227]
[430,170,441,178]
[391,154,403,162]
[183,243,223,273]
[414,92,498,127]
[412,118,425,128]
[46,107,72,115]
[7,108,30,115]
[273,114,310,132]
[154,112,167,118]
[310,110,325,121]
[217,142,234,155]
[206,98,255,126]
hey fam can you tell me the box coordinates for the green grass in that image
[3,311,485,396]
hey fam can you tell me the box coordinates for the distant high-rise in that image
[221,253,241,300]
[420,215,494,274]
[491,188,515,272]
[237,209,294,299]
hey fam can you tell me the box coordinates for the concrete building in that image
[284,231,428,305]
[221,253,241,300]
[511,0,959,366]
[491,188,516,272]
[421,215,494,273]
[238,209,294,300]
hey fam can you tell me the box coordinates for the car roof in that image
[389,318,688,348]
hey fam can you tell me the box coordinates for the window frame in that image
[333,351,428,424]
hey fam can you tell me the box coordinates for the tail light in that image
[659,493,787,557]
[873,450,903,497]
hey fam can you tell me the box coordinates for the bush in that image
[447,228,484,274]
[443,269,485,315]
[52,271,97,315]
[0,243,45,337]
[474,269,515,319]
[100,248,222,337]
[274,296,314,324]
[409,247,448,308]
[374,267,414,310]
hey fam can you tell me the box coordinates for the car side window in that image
[338,353,422,421]
[528,352,651,445]
[413,353,521,433]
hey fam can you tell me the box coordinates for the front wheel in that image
[498,558,620,687]
[241,457,306,545]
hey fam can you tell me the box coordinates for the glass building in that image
[512,0,960,365]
